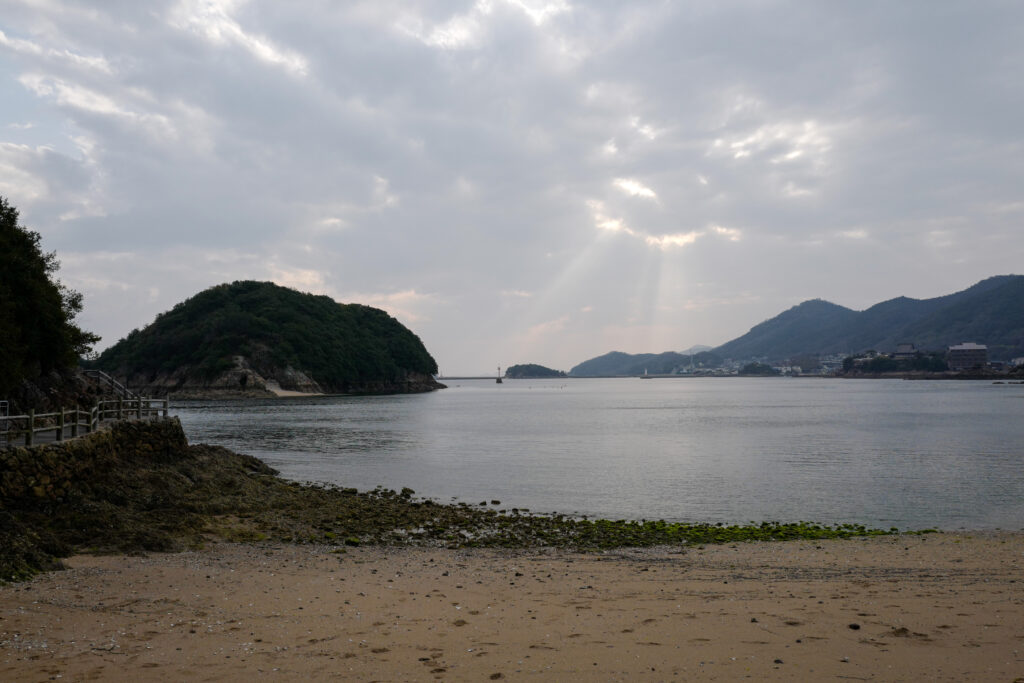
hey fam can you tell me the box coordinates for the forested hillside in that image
[93,281,441,395]
[714,275,1024,361]
[504,364,567,379]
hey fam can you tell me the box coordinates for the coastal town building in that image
[893,343,917,360]
[947,342,988,371]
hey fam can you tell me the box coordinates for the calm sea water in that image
[173,378,1024,530]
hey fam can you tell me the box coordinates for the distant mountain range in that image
[569,275,1023,374]
[715,275,1023,361]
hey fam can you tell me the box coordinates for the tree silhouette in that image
[0,196,99,394]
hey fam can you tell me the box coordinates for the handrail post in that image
[118,397,123,420]
[57,408,65,442]
[163,399,168,418]
[71,405,79,438]
[27,409,34,447]
[137,398,142,419]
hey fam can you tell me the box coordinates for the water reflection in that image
[174,378,1024,529]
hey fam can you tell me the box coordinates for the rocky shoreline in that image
[1,418,889,584]
[4,420,1020,680]
[114,356,445,399]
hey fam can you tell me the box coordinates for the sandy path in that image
[263,380,323,397]
[2,533,1022,681]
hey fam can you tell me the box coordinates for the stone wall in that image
[0,418,188,508]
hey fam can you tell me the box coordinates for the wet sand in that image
[2,533,1022,681]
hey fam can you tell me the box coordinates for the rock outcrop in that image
[122,356,444,399]
[124,356,325,398]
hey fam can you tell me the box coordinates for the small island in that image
[90,281,445,397]
[504,363,568,379]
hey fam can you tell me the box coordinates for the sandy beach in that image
[263,380,324,398]
[2,532,1022,681]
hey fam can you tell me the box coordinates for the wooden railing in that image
[82,369,139,400]
[0,397,169,448]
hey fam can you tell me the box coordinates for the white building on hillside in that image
[947,342,988,371]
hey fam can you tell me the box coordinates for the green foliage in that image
[505,363,567,379]
[0,196,99,394]
[92,281,438,390]
[738,362,780,376]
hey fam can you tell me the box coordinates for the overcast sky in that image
[2,1,1022,374]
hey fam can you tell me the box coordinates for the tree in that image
[0,196,99,393]
[739,362,779,376]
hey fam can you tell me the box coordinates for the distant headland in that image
[88,281,445,398]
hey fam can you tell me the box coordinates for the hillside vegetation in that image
[93,281,440,395]
[504,364,567,379]
[0,196,98,397]
[714,275,1024,361]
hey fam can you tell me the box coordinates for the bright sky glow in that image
[614,178,657,200]
[1,1,1022,373]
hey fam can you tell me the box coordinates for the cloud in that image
[629,116,658,140]
[0,139,99,213]
[268,265,328,293]
[1,1,1022,372]
[587,200,740,252]
[713,119,833,166]
[613,177,657,200]
[397,0,572,50]
[838,229,869,240]
[0,29,42,56]
[0,143,51,200]
[339,288,440,324]
[167,0,308,76]
[17,73,217,154]
[516,315,570,349]
[1,28,111,73]
[711,225,741,242]
[644,232,700,249]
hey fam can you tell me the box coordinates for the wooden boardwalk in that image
[1,371,167,449]
[4,423,117,448]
